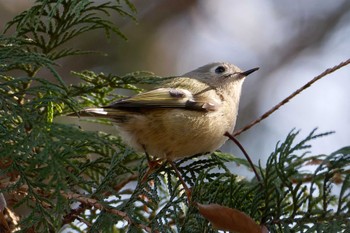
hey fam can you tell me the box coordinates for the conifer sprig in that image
[1,1,349,232]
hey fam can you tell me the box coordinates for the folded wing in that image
[105,88,218,112]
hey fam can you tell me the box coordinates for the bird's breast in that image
[115,100,237,160]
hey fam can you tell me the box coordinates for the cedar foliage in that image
[0,1,349,232]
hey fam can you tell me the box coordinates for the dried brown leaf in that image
[197,203,263,233]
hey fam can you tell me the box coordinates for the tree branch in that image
[234,58,350,136]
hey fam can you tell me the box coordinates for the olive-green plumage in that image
[76,62,259,160]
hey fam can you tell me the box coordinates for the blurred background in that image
[1,0,349,167]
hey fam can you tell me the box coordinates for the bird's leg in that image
[141,146,163,182]
[168,161,192,204]
[141,147,191,203]
[145,150,162,169]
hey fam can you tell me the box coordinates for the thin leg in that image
[141,146,162,182]
[141,147,192,203]
[143,145,161,165]
[169,161,192,203]
[144,148,152,163]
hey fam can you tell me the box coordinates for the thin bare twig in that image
[233,58,350,136]
[224,132,262,183]
[61,192,153,232]
[169,161,192,204]
[61,174,139,226]
[1,180,153,233]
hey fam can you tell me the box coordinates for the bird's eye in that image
[214,66,226,74]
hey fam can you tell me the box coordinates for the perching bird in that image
[73,62,259,161]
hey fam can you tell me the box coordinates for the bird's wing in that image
[105,88,219,112]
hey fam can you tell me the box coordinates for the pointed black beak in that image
[241,67,259,76]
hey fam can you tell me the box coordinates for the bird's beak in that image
[241,67,259,76]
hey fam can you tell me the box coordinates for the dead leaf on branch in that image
[197,203,267,233]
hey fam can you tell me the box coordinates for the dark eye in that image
[214,66,226,74]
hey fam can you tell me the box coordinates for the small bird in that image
[75,62,259,161]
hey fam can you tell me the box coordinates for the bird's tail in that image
[68,108,122,118]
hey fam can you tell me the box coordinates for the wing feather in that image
[105,87,217,112]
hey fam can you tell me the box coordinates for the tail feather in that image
[68,108,121,118]
[84,108,109,115]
